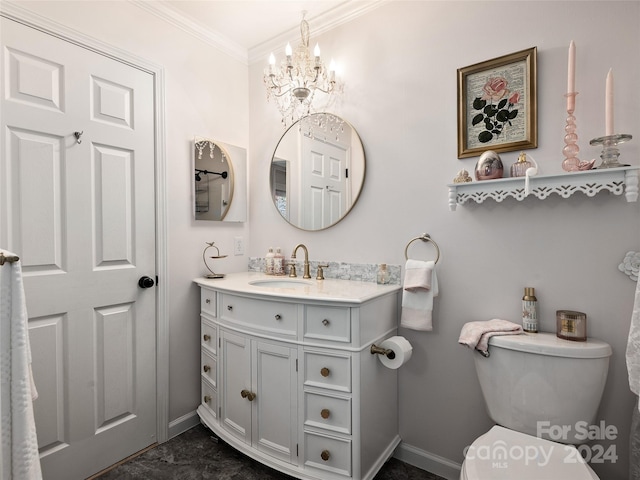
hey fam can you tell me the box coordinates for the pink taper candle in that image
[567,40,576,111]
[605,68,614,136]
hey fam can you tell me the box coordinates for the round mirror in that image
[270,113,365,231]
[194,138,234,221]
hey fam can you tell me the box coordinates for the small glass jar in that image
[510,152,532,177]
[377,264,389,285]
[556,310,587,341]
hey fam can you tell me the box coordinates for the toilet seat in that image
[460,426,599,480]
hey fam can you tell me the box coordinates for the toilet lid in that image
[462,426,599,480]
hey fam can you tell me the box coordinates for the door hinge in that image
[296,443,299,457]
[346,168,349,178]
[219,337,221,348]
[155,275,159,285]
[295,359,298,372]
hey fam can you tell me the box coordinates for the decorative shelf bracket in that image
[447,166,638,211]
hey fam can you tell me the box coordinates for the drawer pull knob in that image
[205,298,211,304]
[241,389,256,401]
[203,395,211,403]
[227,305,233,311]
[320,408,331,419]
[203,334,211,341]
[321,450,331,461]
[275,314,282,320]
[320,367,330,377]
[322,319,330,326]
[203,365,211,373]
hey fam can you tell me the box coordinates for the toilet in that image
[460,332,612,479]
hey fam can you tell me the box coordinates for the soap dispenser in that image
[265,247,275,275]
[522,287,538,333]
[273,248,285,276]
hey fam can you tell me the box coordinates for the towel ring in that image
[404,233,440,264]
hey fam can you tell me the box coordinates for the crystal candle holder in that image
[589,134,632,169]
[562,93,580,172]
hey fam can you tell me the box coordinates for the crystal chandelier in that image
[263,12,342,128]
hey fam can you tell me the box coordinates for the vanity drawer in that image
[201,321,217,355]
[304,431,351,477]
[304,391,351,434]
[201,289,216,317]
[201,379,218,419]
[304,351,351,393]
[304,306,350,343]
[220,294,297,337]
[201,350,217,387]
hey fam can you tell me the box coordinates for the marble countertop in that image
[194,271,401,304]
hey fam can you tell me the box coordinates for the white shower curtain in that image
[0,250,42,480]
[627,275,640,479]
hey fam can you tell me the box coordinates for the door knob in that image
[241,389,256,401]
[138,276,155,288]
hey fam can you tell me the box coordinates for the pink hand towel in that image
[458,319,523,356]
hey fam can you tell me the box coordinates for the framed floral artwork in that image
[457,47,537,158]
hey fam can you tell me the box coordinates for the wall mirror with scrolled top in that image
[270,113,365,231]
[194,137,247,222]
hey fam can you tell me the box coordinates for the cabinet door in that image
[220,330,251,443]
[253,340,298,465]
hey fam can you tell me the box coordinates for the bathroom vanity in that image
[195,272,402,480]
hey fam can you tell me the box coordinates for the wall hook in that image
[74,131,83,144]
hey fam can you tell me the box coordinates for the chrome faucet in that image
[290,243,311,279]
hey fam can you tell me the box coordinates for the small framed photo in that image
[457,47,537,159]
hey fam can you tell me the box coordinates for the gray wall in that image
[248,2,640,479]
[10,1,639,479]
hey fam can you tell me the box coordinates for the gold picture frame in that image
[457,47,537,159]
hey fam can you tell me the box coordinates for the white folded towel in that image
[459,319,523,356]
[403,259,433,292]
[627,277,640,412]
[1,250,43,480]
[400,260,438,331]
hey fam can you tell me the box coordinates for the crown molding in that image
[248,0,387,65]
[129,0,249,65]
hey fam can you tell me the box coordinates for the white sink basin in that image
[249,278,313,288]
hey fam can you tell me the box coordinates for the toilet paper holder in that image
[370,344,396,359]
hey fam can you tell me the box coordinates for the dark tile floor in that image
[95,424,446,480]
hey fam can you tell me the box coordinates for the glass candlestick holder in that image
[589,134,632,169]
[562,93,580,172]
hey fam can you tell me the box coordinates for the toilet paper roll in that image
[377,336,413,369]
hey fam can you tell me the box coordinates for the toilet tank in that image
[473,332,611,444]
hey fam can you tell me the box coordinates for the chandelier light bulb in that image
[285,43,292,56]
[314,43,320,57]
[268,53,275,65]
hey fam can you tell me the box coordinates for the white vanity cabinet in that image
[195,272,402,480]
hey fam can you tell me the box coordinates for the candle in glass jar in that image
[605,68,614,136]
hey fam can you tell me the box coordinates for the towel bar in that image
[404,233,440,263]
[0,252,20,265]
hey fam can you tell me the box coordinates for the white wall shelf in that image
[447,166,639,211]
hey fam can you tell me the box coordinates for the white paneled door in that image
[1,18,157,479]
[300,135,348,230]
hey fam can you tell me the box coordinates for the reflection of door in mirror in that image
[300,134,349,230]
[270,114,365,231]
[194,139,233,221]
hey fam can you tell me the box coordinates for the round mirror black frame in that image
[269,113,366,231]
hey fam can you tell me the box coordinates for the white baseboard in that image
[393,442,462,480]
[167,410,201,440]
